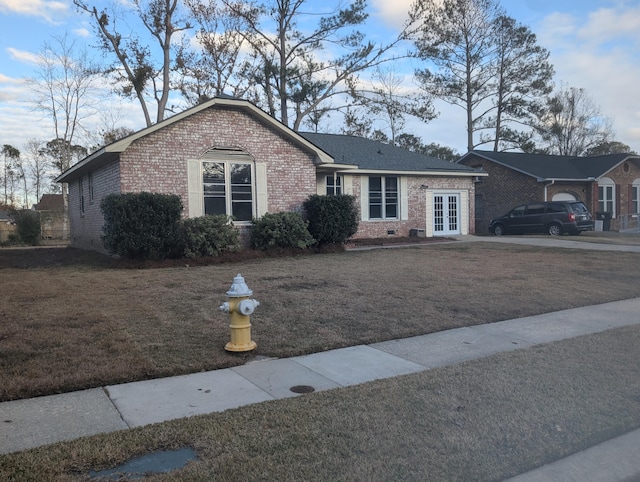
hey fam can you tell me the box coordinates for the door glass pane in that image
[448,195,458,231]
[434,195,444,232]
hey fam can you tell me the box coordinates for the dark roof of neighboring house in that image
[460,150,636,180]
[300,132,481,174]
[34,194,64,211]
[0,210,12,221]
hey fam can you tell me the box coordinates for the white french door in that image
[433,193,461,235]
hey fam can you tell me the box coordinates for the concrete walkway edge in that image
[2,297,640,482]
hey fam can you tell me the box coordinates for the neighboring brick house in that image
[458,150,640,233]
[34,194,66,239]
[56,97,485,252]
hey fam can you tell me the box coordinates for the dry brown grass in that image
[2,324,639,481]
[1,241,640,402]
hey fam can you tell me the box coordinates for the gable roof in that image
[56,97,333,183]
[300,133,483,176]
[460,150,636,181]
[34,194,64,211]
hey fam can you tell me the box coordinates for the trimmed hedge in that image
[101,192,184,260]
[303,194,359,245]
[250,212,316,250]
[182,215,239,258]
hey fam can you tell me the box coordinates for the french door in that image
[433,193,461,235]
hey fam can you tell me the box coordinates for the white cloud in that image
[73,28,91,38]
[0,0,69,23]
[537,5,640,151]
[6,47,40,66]
[369,0,414,30]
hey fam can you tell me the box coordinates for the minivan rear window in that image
[570,202,589,214]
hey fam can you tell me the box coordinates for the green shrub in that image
[13,210,41,245]
[303,194,359,245]
[101,192,184,260]
[182,215,239,258]
[251,212,316,250]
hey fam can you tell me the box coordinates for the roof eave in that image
[337,168,487,177]
[56,97,334,182]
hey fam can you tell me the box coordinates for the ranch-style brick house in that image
[56,96,485,252]
[458,150,640,233]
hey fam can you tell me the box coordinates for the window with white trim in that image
[632,179,640,214]
[598,177,615,215]
[203,161,253,221]
[369,176,398,219]
[88,172,94,204]
[78,176,85,215]
[326,175,342,195]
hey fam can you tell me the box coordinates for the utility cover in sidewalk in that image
[88,447,197,480]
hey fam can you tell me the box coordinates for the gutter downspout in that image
[544,180,555,201]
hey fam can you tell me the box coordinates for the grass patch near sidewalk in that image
[2,324,640,481]
[2,242,640,401]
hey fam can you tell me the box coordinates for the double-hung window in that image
[78,176,85,215]
[632,179,640,214]
[598,177,615,215]
[326,175,342,195]
[369,176,398,219]
[203,161,253,221]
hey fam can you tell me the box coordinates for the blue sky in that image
[1,0,640,154]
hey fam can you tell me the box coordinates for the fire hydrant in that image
[219,274,259,352]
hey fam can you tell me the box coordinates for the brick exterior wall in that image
[596,159,640,230]
[65,103,480,251]
[460,154,640,233]
[460,154,544,234]
[351,175,476,239]
[67,105,317,251]
[69,161,120,251]
[120,106,317,214]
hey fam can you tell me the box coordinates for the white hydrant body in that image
[220,274,259,352]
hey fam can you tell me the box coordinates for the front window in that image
[78,176,85,215]
[203,161,253,221]
[369,176,398,220]
[632,180,640,214]
[326,175,342,196]
[598,178,615,215]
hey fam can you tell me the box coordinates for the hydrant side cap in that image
[226,273,253,297]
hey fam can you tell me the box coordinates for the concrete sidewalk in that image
[2,298,640,480]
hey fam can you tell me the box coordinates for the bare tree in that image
[177,0,252,104]
[348,67,435,145]
[74,0,193,125]
[533,85,614,156]
[27,35,98,174]
[221,0,413,131]
[24,139,49,204]
[26,34,99,238]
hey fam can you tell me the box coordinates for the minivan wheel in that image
[493,224,505,236]
[548,223,562,236]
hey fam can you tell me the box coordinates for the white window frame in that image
[632,179,640,214]
[202,160,255,222]
[598,177,615,215]
[326,175,342,196]
[368,175,399,220]
[78,176,85,216]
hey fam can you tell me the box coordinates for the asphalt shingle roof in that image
[466,150,632,180]
[301,133,479,173]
